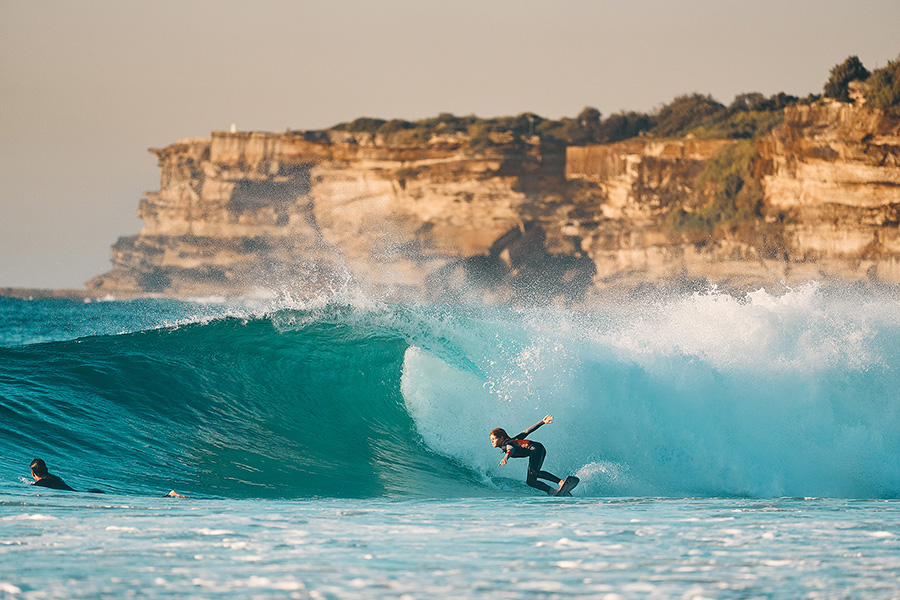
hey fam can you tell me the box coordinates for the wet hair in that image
[490,428,508,440]
[30,458,48,477]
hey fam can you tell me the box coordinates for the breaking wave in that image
[2,284,900,498]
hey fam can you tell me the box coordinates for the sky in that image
[2,1,899,289]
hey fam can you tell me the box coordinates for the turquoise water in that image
[3,286,900,597]
[4,494,900,599]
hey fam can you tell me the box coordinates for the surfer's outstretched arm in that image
[519,414,553,438]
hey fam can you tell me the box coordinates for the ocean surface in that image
[2,285,900,598]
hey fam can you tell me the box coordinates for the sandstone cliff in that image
[88,101,900,303]
[758,102,900,282]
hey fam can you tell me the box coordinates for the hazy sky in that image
[2,1,898,288]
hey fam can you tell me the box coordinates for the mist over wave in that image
[2,283,900,499]
[404,283,900,498]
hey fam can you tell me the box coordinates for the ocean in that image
[2,284,900,598]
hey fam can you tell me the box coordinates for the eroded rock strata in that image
[89,101,900,303]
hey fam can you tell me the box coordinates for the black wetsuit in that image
[498,420,561,494]
[32,473,75,491]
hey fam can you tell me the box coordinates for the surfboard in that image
[554,475,579,497]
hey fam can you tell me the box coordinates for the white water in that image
[4,492,900,599]
[403,284,900,498]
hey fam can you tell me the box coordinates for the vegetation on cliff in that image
[329,91,804,150]
[660,53,900,240]
[864,58,900,114]
[825,54,900,114]
[330,53,900,155]
[664,140,764,235]
[823,56,871,103]
[330,53,900,146]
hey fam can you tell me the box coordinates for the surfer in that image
[28,458,188,497]
[29,458,75,491]
[490,415,578,496]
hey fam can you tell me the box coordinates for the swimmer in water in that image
[28,458,187,497]
[29,458,75,491]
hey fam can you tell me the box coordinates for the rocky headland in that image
[86,98,900,304]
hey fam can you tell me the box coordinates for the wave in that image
[0,306,495,498]
[3,284,900,499]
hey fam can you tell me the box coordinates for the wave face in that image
[3,284,900,499]
[0,303,487,498]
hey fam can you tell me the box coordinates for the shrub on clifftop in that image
[332,117,388,132]
[824,55,871,102]
[652,93,726,137]
[864,57,900,114]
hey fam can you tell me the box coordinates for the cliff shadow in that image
[426,222,596,305]
[229,174,312,227]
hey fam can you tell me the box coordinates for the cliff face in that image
[758,102,900,282]
[90,131,592,302]
[89,102,900,302]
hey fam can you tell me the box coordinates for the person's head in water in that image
[28,458,76,492]
[30,458,48,480]
[490,428,509,447]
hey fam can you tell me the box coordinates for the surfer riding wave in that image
[490,415,579,496]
